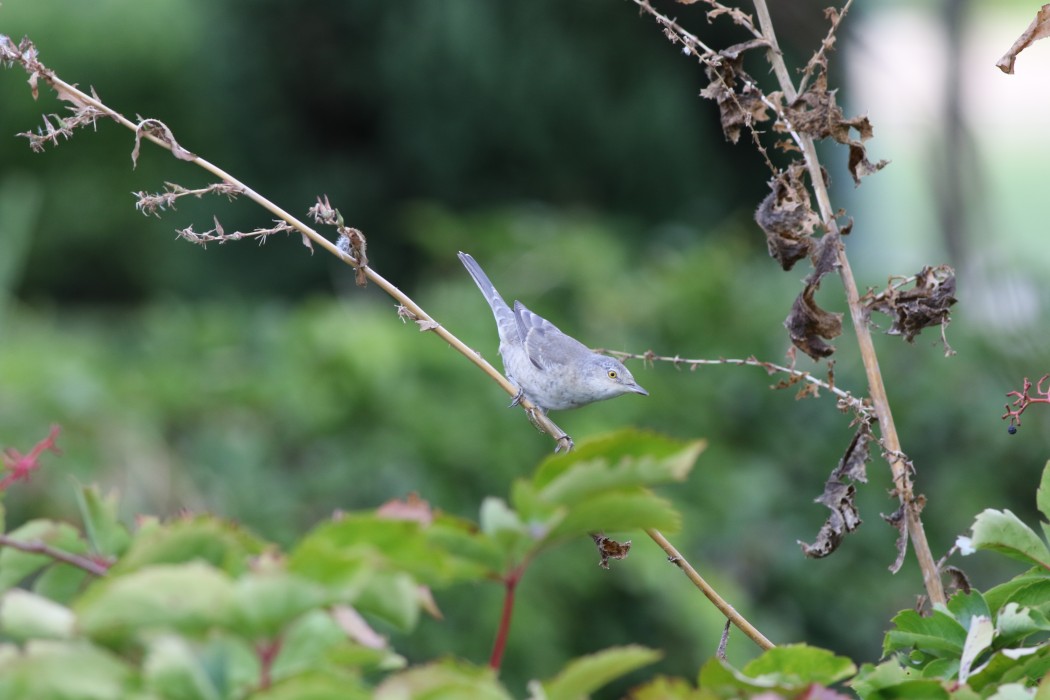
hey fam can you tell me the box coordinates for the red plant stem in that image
[489,567,523,671]
[257,639,282,690]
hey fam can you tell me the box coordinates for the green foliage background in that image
[1,0,1049,696]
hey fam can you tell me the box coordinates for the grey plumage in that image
[458,251,648,412]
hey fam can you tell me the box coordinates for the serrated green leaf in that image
[290,514,481,589]
[354,570,421,632]
[0,589,75,641]
[0,639,135,699]
[698,656,776,692]
[75,484,131,560]
[996,602,1050,646]
[883,609,967,657]
[230,568,335,639]
[540,645,661,700]
[0,519,89,592]
[958,615,993,683]
[850,660,923,696]
[76,562,236,645]
[545,491,681,541]
[627,675,704,700]
[32,559,90,605]
[142,634,221,700]
[968,645,1050,692]
[985,569,1050,615]
[425,515,506,577]
[969,509,1050,569]
[533,430,704,490]
[252,671,373,700]
[989,683,1041,700]
[946,590,991,631]
[741,644,856,687]
[272,609,404,682]
[375,658,511,700]
[111,514,267,576]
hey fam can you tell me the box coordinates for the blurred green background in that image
[2,0,1049,695]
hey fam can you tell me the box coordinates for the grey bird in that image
[458,251,648,414]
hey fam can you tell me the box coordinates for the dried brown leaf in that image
[782,72,888,184]
[754,164,821,270]
[132,118,195,169]
[997,4,1050,74]
[864,265,957,346]
[881,504,908,574]
[799,425,872,559]
[377,493,434,526]
[784,284,842,360]
[700,56,770,144]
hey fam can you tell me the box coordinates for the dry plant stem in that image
[752,0,945,604]
[647,529,774,650]
[24,66,571,450]
[0,534,109,577]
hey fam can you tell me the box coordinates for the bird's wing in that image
[514,301,589,370]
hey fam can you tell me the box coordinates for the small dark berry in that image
[1008,425,1018,435]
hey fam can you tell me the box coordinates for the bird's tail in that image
[458,251,518,341]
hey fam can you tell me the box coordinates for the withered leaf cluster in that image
[778,73,888,186]
[699,50,771,145]
[799,423,871,558]
[863,265,957,347]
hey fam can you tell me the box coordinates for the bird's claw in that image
[555,434,575,453]
[507,387,525,408]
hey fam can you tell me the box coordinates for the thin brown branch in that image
[602,350,872,420]
[0,534,110,577]
[648,528,774,650]
[752,0,945,604]
[2,35,572,452]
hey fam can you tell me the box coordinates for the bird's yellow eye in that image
[608,370,618,379]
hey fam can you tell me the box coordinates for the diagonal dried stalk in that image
[751,0,945,604]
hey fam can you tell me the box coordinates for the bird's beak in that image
[628,384,649,397]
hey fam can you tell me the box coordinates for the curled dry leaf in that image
[754,163,822,270]
[376,492,434,526]
[699,53,771,144]
[132,118,195,169]
[863,265,957,348]
[799,424,872,558]
[997,4,1050,74]
[881,504,908,574]
[780,72,888,185]
[784,280,843,361]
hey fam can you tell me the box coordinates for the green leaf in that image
[540,645,662,700]
[946,590,991,631]
[533,434,704,503]
[375,658,512,700]
[0,639,135,699]
[252,672,373,700]
[0,589,75,641]
[0,519,89,592]
[627,675,704,700]
[75,561,236,645]
[741,644,856,687]
[850,661,927,697]
[883,609,967,658]
[351,570,421,632]
[229,565,335,639]
[984,569,1050,615]
[545,491,682,541]
[75,484,131,559]
[1038,460,1050,528]
[969,509,1050,569]
[111,514,267,576]
[290,513,483,589]
[142,634,222,700]
[32,559,90,605]
[995,602,1050,646]
[272,609,405,682]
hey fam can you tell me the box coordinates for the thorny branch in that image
[0,33,574,453]
[0,534,111,577]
